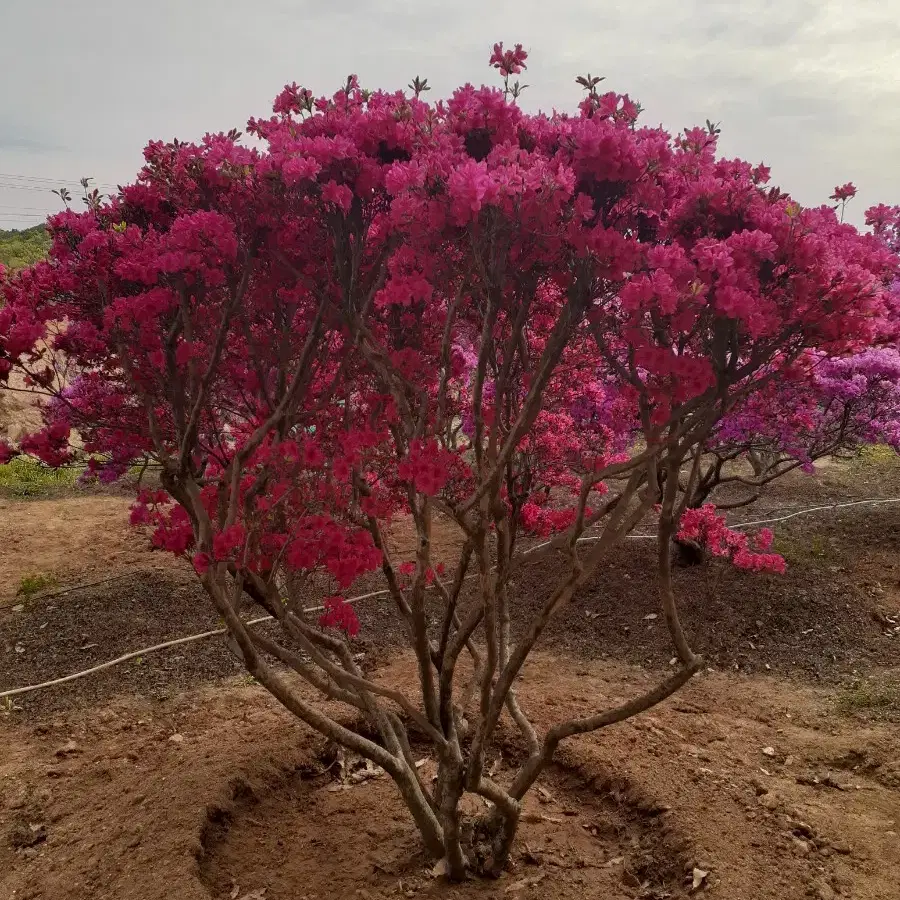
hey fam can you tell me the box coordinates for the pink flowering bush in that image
[683,347,900,510]
[1,47,898,877]
[678,189,900,512]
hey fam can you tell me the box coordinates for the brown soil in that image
[0,495,178,605]
[1,459,900,898]
[2,656,899,900]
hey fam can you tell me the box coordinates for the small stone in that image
[792,837,810,856]
[54,740,80,757]
[761,746,776,758]
[168,733,185,744]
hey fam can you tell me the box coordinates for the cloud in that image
[0,0,897,228]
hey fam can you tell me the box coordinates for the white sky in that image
[1,0,898,230]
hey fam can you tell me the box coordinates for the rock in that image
[761,746,776,758]
[54,740,80,757]
[168,733,185,744]
[751,778,769,796]
[9,822,46,849]
[791,837,810,856]
[8,788,28,810]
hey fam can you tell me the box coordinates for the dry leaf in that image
[505,873,547,893]
[430,858,448,878]
[348,760,384,784]
[238,890,267,900]
[537,786,555,804]
[603,856,624,868]
[230,885,240,900]
[691,867,710,891]
[540,815,562,824]
[415,758,428,769]
[643,613,658,621]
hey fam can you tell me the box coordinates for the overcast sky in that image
[1,0,898,230]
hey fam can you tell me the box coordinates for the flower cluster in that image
[319,596,361,638]
[489,42,528,77]
[677,505,785,574]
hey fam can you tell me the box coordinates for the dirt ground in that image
[1,458,900,899]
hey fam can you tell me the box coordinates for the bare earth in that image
[1,460,900,899]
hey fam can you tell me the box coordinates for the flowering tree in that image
[867,203,900,255]
[1,47,896,877]
[681,347,900,511]
[676,192,900,514]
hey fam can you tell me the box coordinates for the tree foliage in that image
[0,225,50,273]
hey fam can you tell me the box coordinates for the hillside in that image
[0,223,50,271]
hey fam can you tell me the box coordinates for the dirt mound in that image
[199,757,687,900]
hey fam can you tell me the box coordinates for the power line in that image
[0,183,116,195]
[0,172,118,188]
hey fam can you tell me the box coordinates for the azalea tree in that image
[1,46,896,877]
[681,347,900,511]
[676,193,900,513]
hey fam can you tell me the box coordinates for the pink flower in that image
[489,42,528,76]
[830,182,857,202]
[321,180,354,213]
[448,160,498,224]
[282,155,321,185]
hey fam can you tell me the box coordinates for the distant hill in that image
[0,224,51,271]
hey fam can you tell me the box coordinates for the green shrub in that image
[0,457,79,496]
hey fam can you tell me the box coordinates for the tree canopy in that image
[0,225,51,272]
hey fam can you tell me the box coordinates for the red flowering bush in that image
[1,45,897,877]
